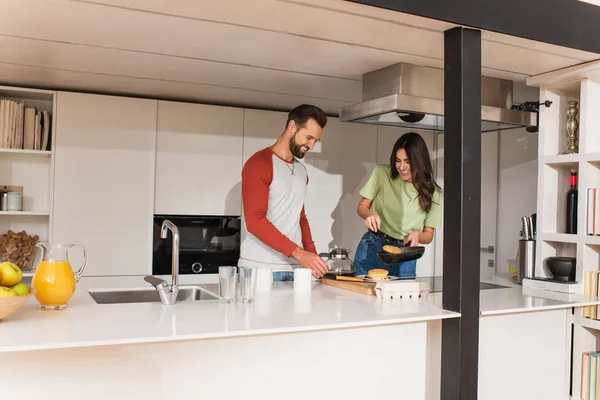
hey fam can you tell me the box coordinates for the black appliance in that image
[152,215,241,275]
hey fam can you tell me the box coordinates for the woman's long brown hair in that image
[390,132,442,214]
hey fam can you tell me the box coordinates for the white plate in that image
[356,275,399,282]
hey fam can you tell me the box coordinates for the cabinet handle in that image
[480,246,494,254]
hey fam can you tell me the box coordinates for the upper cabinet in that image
[52,92,157,276]
[154,101,244,216]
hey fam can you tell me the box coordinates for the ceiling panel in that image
[0,0,435,79]
[68,0,598,75]
[0,35,361,102]
[0,62,353,114]
[0,0,596,115]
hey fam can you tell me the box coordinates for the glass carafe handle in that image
[67,244,88,282]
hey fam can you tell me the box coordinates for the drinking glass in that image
[238,266,257,303]
[218,266,237,303]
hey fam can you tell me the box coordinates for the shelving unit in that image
[0,85,57,274]
[527,61,600,400]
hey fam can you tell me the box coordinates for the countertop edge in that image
[0,310,461,354]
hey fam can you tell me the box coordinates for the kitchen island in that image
[1,274,598,400]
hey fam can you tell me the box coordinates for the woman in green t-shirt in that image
[354,132,443,278]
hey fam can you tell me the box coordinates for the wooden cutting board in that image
[321,278,376,295]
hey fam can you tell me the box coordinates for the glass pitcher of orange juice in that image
[31,243,87,310]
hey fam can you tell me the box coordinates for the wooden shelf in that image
[0,211,50,216]
[579,317,600,332]
[584,236,600,245]
[541,232,579,243]
[0,149,51,156]
[543,154,581,166]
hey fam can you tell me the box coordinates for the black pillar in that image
[441,27,482,400]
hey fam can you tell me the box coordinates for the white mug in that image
[293,268,312,291]
[255,268,273,292]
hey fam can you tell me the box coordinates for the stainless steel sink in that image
[88,285,219,304]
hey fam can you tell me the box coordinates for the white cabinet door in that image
[155,101,244,216]
[53,92,157,276]
[376,126,438,277]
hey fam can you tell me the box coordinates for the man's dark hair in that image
[286,104,328,130]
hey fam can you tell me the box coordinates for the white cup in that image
[294,268,312,292]
[255,268,273,292]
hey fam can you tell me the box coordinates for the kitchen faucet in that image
[144,219,180,305]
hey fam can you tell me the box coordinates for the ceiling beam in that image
[347,0,600,54]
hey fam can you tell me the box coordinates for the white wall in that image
[495,83,540,278]
[496,127,538,278]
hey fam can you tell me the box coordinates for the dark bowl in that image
[377,246,425,264]
[544,256,576,282]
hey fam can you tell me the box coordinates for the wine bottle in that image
[566,169,578,234]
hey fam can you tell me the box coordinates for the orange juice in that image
[32,260,77,309]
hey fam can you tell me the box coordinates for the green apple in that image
[0,262,22,287]
[0,286,17,298]
[11,283,29,296]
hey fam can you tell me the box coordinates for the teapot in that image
[319,248,354,276]
[31,243,87,310]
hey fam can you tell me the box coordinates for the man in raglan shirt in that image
[238,104,329,281]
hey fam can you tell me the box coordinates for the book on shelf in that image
[0,98,51,151]
[583,270,600,319]
[582,351,600,400]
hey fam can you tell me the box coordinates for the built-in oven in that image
[152,215,241,275]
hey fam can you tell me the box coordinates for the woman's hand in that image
[404,230,421,247]
[364,212,381,232]
[357,197,380,232]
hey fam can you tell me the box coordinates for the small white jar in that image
[6,192,22,211]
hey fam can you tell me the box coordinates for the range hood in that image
[339,63,538,132]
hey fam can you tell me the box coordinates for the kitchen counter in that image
[3,273,599,354]
[3,273,599,400]
[0,274,459,353]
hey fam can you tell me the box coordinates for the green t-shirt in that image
[359,164,442,240]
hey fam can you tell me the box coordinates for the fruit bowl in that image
[0,288,34,321]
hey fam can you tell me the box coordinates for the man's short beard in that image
[289,132,306,159]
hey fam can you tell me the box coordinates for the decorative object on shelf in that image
[31,242,88,310]
[0,185,23,212]
[6,192,22,211]
[544,256,576,282]
[563,100,579,154]
[0,189,7,211]
[566,169,578,234]
[0,230,40,271]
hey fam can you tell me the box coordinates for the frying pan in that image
[377,246,425,263]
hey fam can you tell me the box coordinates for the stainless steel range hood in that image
[339,63,537,132]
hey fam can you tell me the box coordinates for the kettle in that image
[319,248,355,276]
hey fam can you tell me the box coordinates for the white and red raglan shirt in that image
[238,147,316,271]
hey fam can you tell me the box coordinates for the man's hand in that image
[291,247,328,278]
[364,211,381,232]
[404,230,421,247]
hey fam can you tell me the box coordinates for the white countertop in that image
[430,274,600,316]
[0,274,459,353]
[477,285,600,316]
[3,273,599,354]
